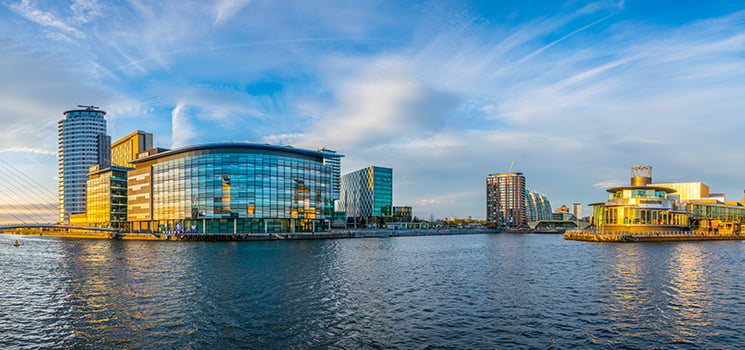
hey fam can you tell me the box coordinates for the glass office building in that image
[339,166,393,220]
[86,165,129,229]
[127,143,343,233]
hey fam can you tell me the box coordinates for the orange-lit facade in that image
[591,166,690,232]
[111,130,153,167]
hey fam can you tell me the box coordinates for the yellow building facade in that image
[86,165,130,229]
[650,182,709,201]
[111,130,153,167]
[590,165,745,235]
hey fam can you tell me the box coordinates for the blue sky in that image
[1,0,745,220]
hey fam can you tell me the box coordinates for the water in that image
[2,233,745,349]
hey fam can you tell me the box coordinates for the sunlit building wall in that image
[112,130,153,167]
[650,182,710,202]
[590,165,689,232]
[127,143,342,233]
[486,172,527,227]
[339,166,393,219]
[58,106,110,224]
[86,165,129,229]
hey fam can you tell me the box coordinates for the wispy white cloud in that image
[593,180,626,189]
[4,0,745,218]
[5,0,85,37]
[171,103,197,148]
[214,0,251,26]
[70,0,103,24]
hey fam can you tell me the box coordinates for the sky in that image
[1,0,745,221]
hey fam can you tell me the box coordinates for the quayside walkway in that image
[0,224,118,239]
[118,228,501,241]
[2,227,501,241]
[564,229,745,243]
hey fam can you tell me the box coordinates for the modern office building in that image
[339,166,393,222]
[392,206,413,222]
[526,191,552,222]
[112,130,153,167]
[126,143,342,233]
[317,148,341,200]
[486,172,527,227]
[86,165,130,229]
[58,105,110,223]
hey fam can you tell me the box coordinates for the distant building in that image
[58,105,110,224]
[112,130,153,167]
[572,203,582,220]
[86,165,130,229]
[526,191,552,222]
[393,206,412,222]
[339,166,393,223]
[486,172,527,227]
[552,205,576,221]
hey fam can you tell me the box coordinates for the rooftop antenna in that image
[508,160,515,172]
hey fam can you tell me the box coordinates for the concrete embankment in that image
[564,231,745,243]
[5,228,499,241]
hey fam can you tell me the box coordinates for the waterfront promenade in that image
[2,227,500,241]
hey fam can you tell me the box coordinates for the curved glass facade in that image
[129,144,341,233]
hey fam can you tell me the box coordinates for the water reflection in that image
[3,234,745,348]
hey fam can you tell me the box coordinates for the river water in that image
[2,233,745,349]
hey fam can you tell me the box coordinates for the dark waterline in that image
[2,233,745,349]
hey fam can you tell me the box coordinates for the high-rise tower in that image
[58,105,110,223]
[486,172,527,227]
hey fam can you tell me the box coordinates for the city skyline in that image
[2,1,745,219]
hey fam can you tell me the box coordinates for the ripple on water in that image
[2,234,745,348]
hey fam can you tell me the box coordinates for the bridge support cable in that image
[0,158,58,224]
[0,166,56,210]
[0,159,58,204]
[0,186,38,224]
[0,171,56,223]
[0,162,58,220]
